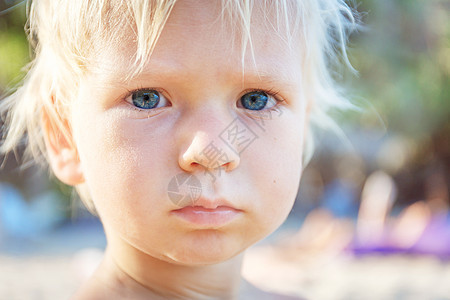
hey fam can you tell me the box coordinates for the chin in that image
[164,230,248,265]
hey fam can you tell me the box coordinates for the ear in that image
[42,104,85,186]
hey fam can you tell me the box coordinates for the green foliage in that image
[0,1,29,90]
[347,0,450,139]
[0,30,28,88]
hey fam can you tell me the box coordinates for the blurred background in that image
[0,0,449,299]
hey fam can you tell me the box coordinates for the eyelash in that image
[122,87,285,113]
[241,88,284,108]
[123,87,169,113]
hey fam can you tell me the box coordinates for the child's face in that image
[69,1,308,264]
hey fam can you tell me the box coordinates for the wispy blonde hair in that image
[1,0,359,210]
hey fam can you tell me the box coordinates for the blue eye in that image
[131,89,160,109]
[240,91,269,111]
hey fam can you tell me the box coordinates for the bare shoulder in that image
[69,262,126,300]
[240,280,304,300]
[70,277,111,300]
[70,276,130,300]
[255,291,304,300]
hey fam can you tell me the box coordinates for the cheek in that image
[72,108,174,220]
[241,114,305,235]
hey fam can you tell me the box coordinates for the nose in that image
[178,125,241,174]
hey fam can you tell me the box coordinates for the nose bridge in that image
[178,103,241,172]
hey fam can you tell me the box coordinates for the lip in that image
[171,198,242,227]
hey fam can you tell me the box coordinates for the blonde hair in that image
[0,0,359,209]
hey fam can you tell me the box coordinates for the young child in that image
[1,0,358,298]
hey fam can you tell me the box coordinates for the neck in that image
[97,237,244,299]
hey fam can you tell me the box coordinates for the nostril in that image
[190,162,201,168]
[222,162,232,172]
[222,159,239,172]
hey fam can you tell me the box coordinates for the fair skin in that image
[45,1,309,298]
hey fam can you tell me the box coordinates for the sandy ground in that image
[1,251,450,299]
[243,248,450,300]
[1,219,450,300]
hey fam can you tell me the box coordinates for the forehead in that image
[89,0,304,86]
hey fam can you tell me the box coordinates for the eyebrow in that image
[94,57,301,93]
[140,66,298,87]
[240,70,300,88]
